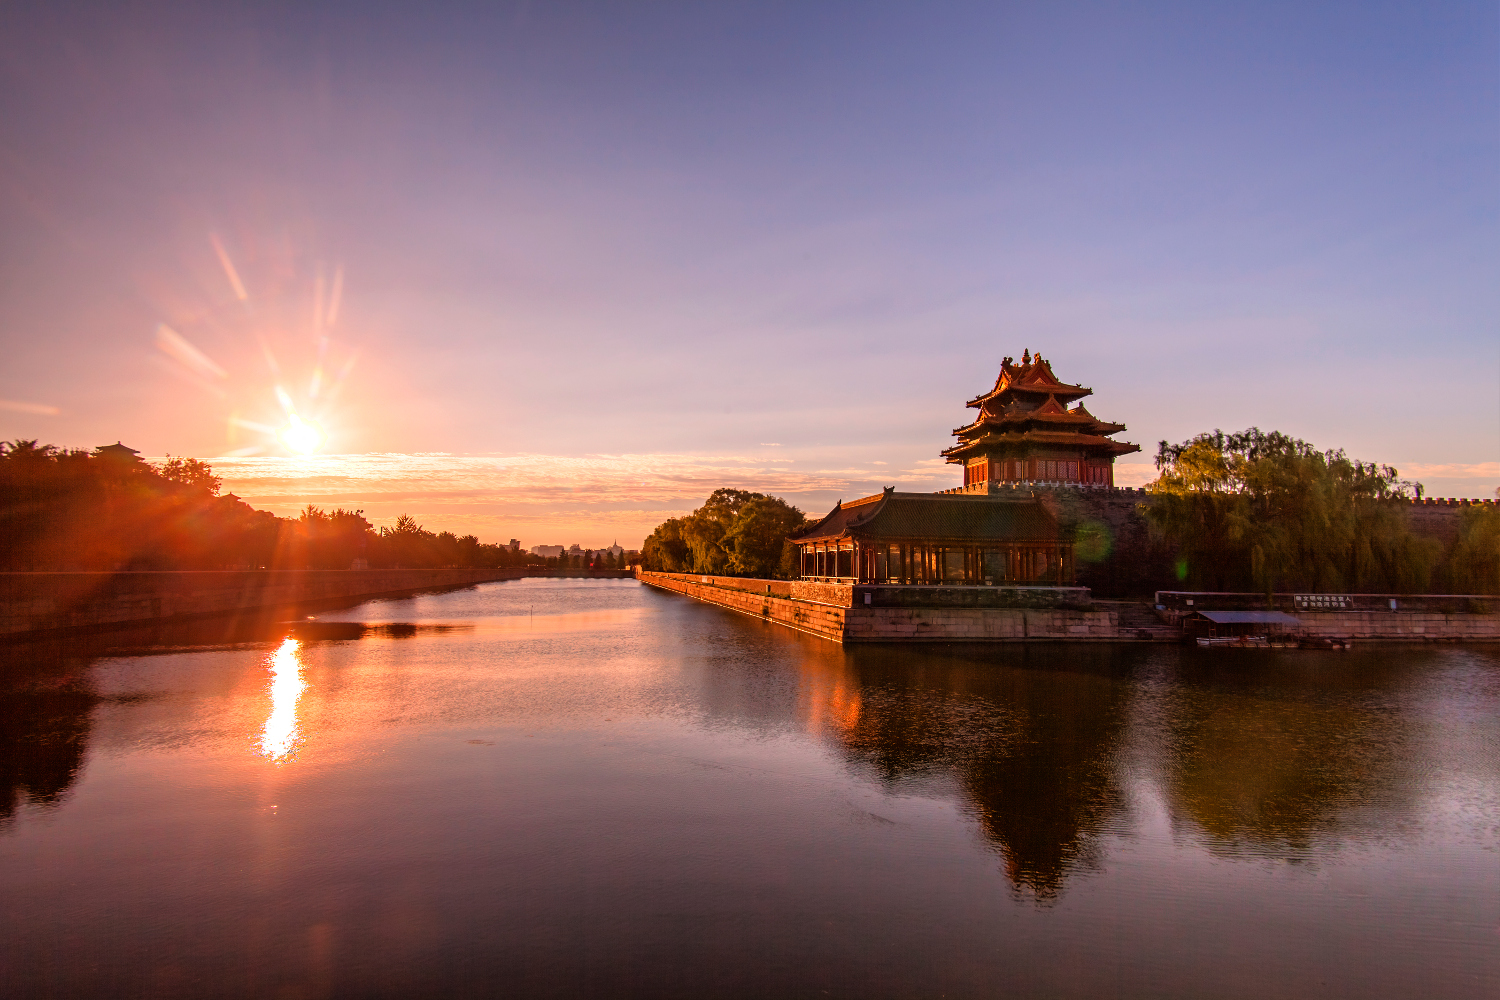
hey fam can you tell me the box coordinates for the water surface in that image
[2,578,1497,998]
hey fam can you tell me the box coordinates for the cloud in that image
[0,399,60,415]
[1398,462,1500,480]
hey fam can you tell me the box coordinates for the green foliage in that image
[0,439,538,572]
[643,489,806,577]
[721,495,807,577]
[0,439,277,570]
[681,488,760,575]
[641,517,690,572]
[158,456,221,495]
[1449,505,1500,594]
[1144,428,1439,595]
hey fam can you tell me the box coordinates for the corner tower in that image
[941,350,1140,487]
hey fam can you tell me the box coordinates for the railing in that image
[1154,591,1497,614]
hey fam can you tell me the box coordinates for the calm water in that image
[2,578,1497,999]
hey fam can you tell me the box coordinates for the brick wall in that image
[638,571,1119,643]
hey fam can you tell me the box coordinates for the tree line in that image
[0,440,538,572]
[1145,428,1498,595]
[641,488,806,578]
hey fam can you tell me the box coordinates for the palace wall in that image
[638,571,1119,643]
[955,482,1488,597]
[641,571,1500,644]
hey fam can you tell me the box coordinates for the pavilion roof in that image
[967,353,1091,408]
[942,428,1142,461]
[791,489,1060,544]
[952,404,1127,438]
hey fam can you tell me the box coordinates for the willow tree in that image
[1449,504,1500,594]
[1144,428,1438,596]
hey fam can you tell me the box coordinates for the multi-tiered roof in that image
[941,350,1139,471]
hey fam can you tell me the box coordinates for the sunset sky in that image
[2,3,1496,546]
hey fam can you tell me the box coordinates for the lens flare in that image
[260,638,306,761]
[278,413,326,455]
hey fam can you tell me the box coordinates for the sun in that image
[278,413,326,455]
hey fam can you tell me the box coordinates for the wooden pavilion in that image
[791,488,1074,585]
[943,350,1140,487]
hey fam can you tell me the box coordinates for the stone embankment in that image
[641,572,1500,644]
[0,568,530,637]
[638,571,1120,643]
[1155,591,1500,642]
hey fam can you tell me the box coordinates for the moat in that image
[2,577,1496,998]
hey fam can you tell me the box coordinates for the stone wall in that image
[636,572,848,640]
[640,571,1500,643]
[1292,611,1500,642]
[638,571,1119,643]
[0,568,528,636]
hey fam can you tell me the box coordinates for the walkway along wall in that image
[0,568,531,636]
[638,571,1119,643]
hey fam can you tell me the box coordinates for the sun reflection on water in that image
[260,638,307,762]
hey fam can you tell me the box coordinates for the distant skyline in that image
[2,2,1496,544]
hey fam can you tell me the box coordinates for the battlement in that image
[936,481,1152,497]
[934,481,1496,506]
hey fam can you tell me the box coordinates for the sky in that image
[1,2,1496,547]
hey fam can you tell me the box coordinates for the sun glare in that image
[278,413,326,455]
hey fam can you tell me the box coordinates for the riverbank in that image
[0,568,532,636]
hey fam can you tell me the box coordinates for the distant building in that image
[529,545,565,559]
[508,539,520,552]
[606,540,624,557]
[94,442,142,464]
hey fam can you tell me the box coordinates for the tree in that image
[682,488,761,574]
[157,456,221,495]
[1449,505,1500,594]
[721,495,806,577]
[643,490,805,577]
[642,517,690,572]
[1145,428,1438,596]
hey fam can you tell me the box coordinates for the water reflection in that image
[259,637,306,761]
[0,641,102,826]
[810,646,1135,899]
[1164,656,1411,856]
[0,681,95,825]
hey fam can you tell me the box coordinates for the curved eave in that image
[952,412,1121,436]
[942,434,1142,460]
[967,383,1092,408]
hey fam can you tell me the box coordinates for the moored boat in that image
[1196,635,1270,648]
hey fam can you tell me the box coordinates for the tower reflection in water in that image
[797,643,1412,900]
[799,644,1134,900]
[259,637,306,761]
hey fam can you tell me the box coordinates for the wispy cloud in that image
[0,399,60,415]
[197,451,924,545]
[1399,462,1500,480]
